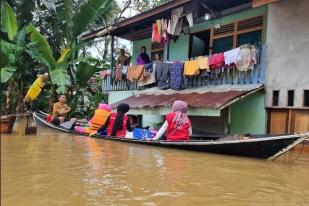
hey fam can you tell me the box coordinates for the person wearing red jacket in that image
[153,100,192,141]
[91,103,131,138]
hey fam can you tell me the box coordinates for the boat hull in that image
[33,112,307,159]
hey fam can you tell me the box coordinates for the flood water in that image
[2,122,309,206]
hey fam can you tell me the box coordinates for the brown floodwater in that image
[1,120,309,206]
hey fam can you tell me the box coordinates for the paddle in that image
[60,119,76,130]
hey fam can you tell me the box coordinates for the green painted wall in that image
[131,6,268,61]
[132,38,151,64]
[168,34,190,61]
[230,91,266,135]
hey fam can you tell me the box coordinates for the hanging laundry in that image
[209,53,225,70]
[236,45,252,72]
[121,66,128,75]
[170,7,183,36]
[197,56,209,71]
[156,19,162,37]
[115,65,123,81]
[138,63,156,87]
[127,65,145,82]
[155,62,170,89]
[162,19,168,43]
[152,22,159,43]
[186,13,194,27]
[169,63,183,90]
[224,47,240,66]
[184,59,200,76]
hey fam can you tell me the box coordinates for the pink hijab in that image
[99,103,112,112]
[171,100,189,127]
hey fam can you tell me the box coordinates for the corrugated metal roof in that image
[111,85,264,110]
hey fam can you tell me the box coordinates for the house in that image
[82,0,309,136]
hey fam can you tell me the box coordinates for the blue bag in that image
[133,128,152,139]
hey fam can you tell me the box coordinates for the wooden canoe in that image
[33,112,308,160]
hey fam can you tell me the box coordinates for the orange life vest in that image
[89,109,111,131]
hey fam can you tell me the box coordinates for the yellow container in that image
[25,77,44,101]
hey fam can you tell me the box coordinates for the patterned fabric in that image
[138,64,156,87]
[127,65,145,82]
[169,63,183,90]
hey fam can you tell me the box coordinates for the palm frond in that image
[72,0,113,38]
[1,2,18,40]
[50,67,71,94]
[55,0,74,41]
[26,24,56,69]
[1,66,16,83]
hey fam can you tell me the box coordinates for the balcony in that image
[101,65,265,92]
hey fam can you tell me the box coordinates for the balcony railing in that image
[102,65,265,92]
[102,45,267,92]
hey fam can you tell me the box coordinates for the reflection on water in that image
[1,126,309,206]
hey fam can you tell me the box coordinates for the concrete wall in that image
[230,91,266,135]
[265,0,309,107]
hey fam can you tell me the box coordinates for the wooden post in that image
[110,35,115,70]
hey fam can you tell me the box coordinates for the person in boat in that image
[153,100,192,141]
[74,103,112,134]
[136,46,151,65]
[91,103,132,138]
[128,115,142,129]
[154,53,162,62]
[51,94,71,125]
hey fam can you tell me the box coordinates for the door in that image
[267,109,289,134]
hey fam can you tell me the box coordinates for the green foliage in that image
[76,62,97,86]
[26,24,56,69]
[72,0,112,38]
[55,0,73,40]
[1,1,18,40]
[50,67,71,93]
[0,66,16,83]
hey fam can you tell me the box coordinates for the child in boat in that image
[75,103,112,134]
[90,103,132,138]
[153,100,192,141]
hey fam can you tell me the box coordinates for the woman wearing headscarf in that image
[136,46,151,65]
[153,100,192,141]
[91,103,131,138]
[75,103,112,134]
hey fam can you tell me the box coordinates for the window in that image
[213,36,233,53]
[237,30,262,47]
[287,90,294,106]
[272,90,279,106]
[304,90,309,107]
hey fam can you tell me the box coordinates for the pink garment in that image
[209,53,225,69]
[75,126,87,133]
[171,100,190,127]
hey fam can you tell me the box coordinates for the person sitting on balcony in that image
[153,100,192,141]
[117,48,129,66]
[91,103,132,138]
[154,53,162,62]
[136,46,151,65]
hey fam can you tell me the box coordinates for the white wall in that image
[265,0,309,107]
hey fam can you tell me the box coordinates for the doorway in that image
[189,30,210,59]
